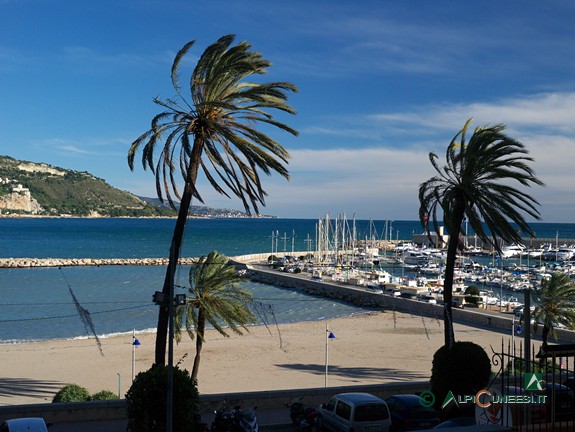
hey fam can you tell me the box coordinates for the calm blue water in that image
[1,218,574,343]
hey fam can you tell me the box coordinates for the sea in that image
[1,217,574,343]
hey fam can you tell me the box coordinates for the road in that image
[48,407,294,431]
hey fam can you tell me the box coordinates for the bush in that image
[91,390,119,401]
[464,285,481,306]
[125,364,200,432]
[52,384,91,403]
[431,342,491,418]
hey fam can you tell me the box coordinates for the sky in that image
[1,1,575,222]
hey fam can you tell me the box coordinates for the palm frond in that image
[128,35,297,215]
[419,118,544,347]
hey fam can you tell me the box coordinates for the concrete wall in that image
[0,382,431,425]
[0,399,127,424]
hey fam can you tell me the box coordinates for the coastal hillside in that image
[0,156,253,218]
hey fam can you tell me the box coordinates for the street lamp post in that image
[512,316,523,376]
[132,329,141,383]
[324,322,336,387]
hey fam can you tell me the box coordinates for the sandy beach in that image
[0,311,518,406]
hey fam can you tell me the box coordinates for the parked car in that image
[541,382,575,422]
[433,417,475,428]
[384,394,440,431]
[502,385,547,426]
[419,295,437,304]
[317,392,391,432]
[366,286,384,294]
[451,299,464,309]
[311,275,324,282]
[0,418,49,432]
[563,376,575,391]
[513,305,535,318]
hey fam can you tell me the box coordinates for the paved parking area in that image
[47,407,294,432]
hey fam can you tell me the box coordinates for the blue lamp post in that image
[325,323,336,387]
[132,329,141,383]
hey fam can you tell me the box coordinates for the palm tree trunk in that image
[154,139,204,366]
[154,183,195,365]
[191,309,206,382]
[443,232,458,349]
[442,202,465,349]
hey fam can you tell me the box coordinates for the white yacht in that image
[500,244,525,259]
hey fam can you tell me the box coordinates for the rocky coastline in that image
[0,257,198,268]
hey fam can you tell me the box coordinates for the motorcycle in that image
[286,399,319,432]
[212,403,258,432]
[211,403,235,432]
[231,406,259,432]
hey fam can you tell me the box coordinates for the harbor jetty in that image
[0,257,197,268]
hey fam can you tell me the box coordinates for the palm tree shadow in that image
[275,363,427,382]
[0,378,63,403]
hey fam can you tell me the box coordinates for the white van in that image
[0,418,48,432]
[317,392,391,432]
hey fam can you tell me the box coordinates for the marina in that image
[264,214,575,314]
[2,216,575,343]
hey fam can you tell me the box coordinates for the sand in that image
[0,311,516,406]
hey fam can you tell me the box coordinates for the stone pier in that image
[0,257,197,268]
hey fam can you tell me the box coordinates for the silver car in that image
[317,393,391,432]
[0,418,48,432]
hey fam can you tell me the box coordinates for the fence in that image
[485,340,575,431]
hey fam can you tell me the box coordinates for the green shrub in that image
[431,342,491,417]
[464,285,481,306]
[267,255,278,263]
[125,364,200,432]
[52,384,91,403]
[91,390,119,401]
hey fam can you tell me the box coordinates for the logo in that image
[424,388,548,411]
[418,391,435,408]
[441,391,459,409]
[525,373,545,391]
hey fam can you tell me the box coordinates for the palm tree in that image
[175,250,255,381]
[419,118,543,348]
[128,35,297,365]
[531,272,575,349]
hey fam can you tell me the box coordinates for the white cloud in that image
[371,92,575,136]
[116,103,575,222]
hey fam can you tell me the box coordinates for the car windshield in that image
[354,404,389,421]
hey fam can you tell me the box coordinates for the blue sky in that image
[1,1,574,221]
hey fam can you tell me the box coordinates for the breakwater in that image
[0,251,285,268]
[0,257,197,268]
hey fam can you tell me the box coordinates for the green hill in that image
[0,156,260,218]
[0,155,175,217]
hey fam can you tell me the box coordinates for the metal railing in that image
[488,339,575,431]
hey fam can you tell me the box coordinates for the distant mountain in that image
[0,156,258,218]
[137,196,262,218]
